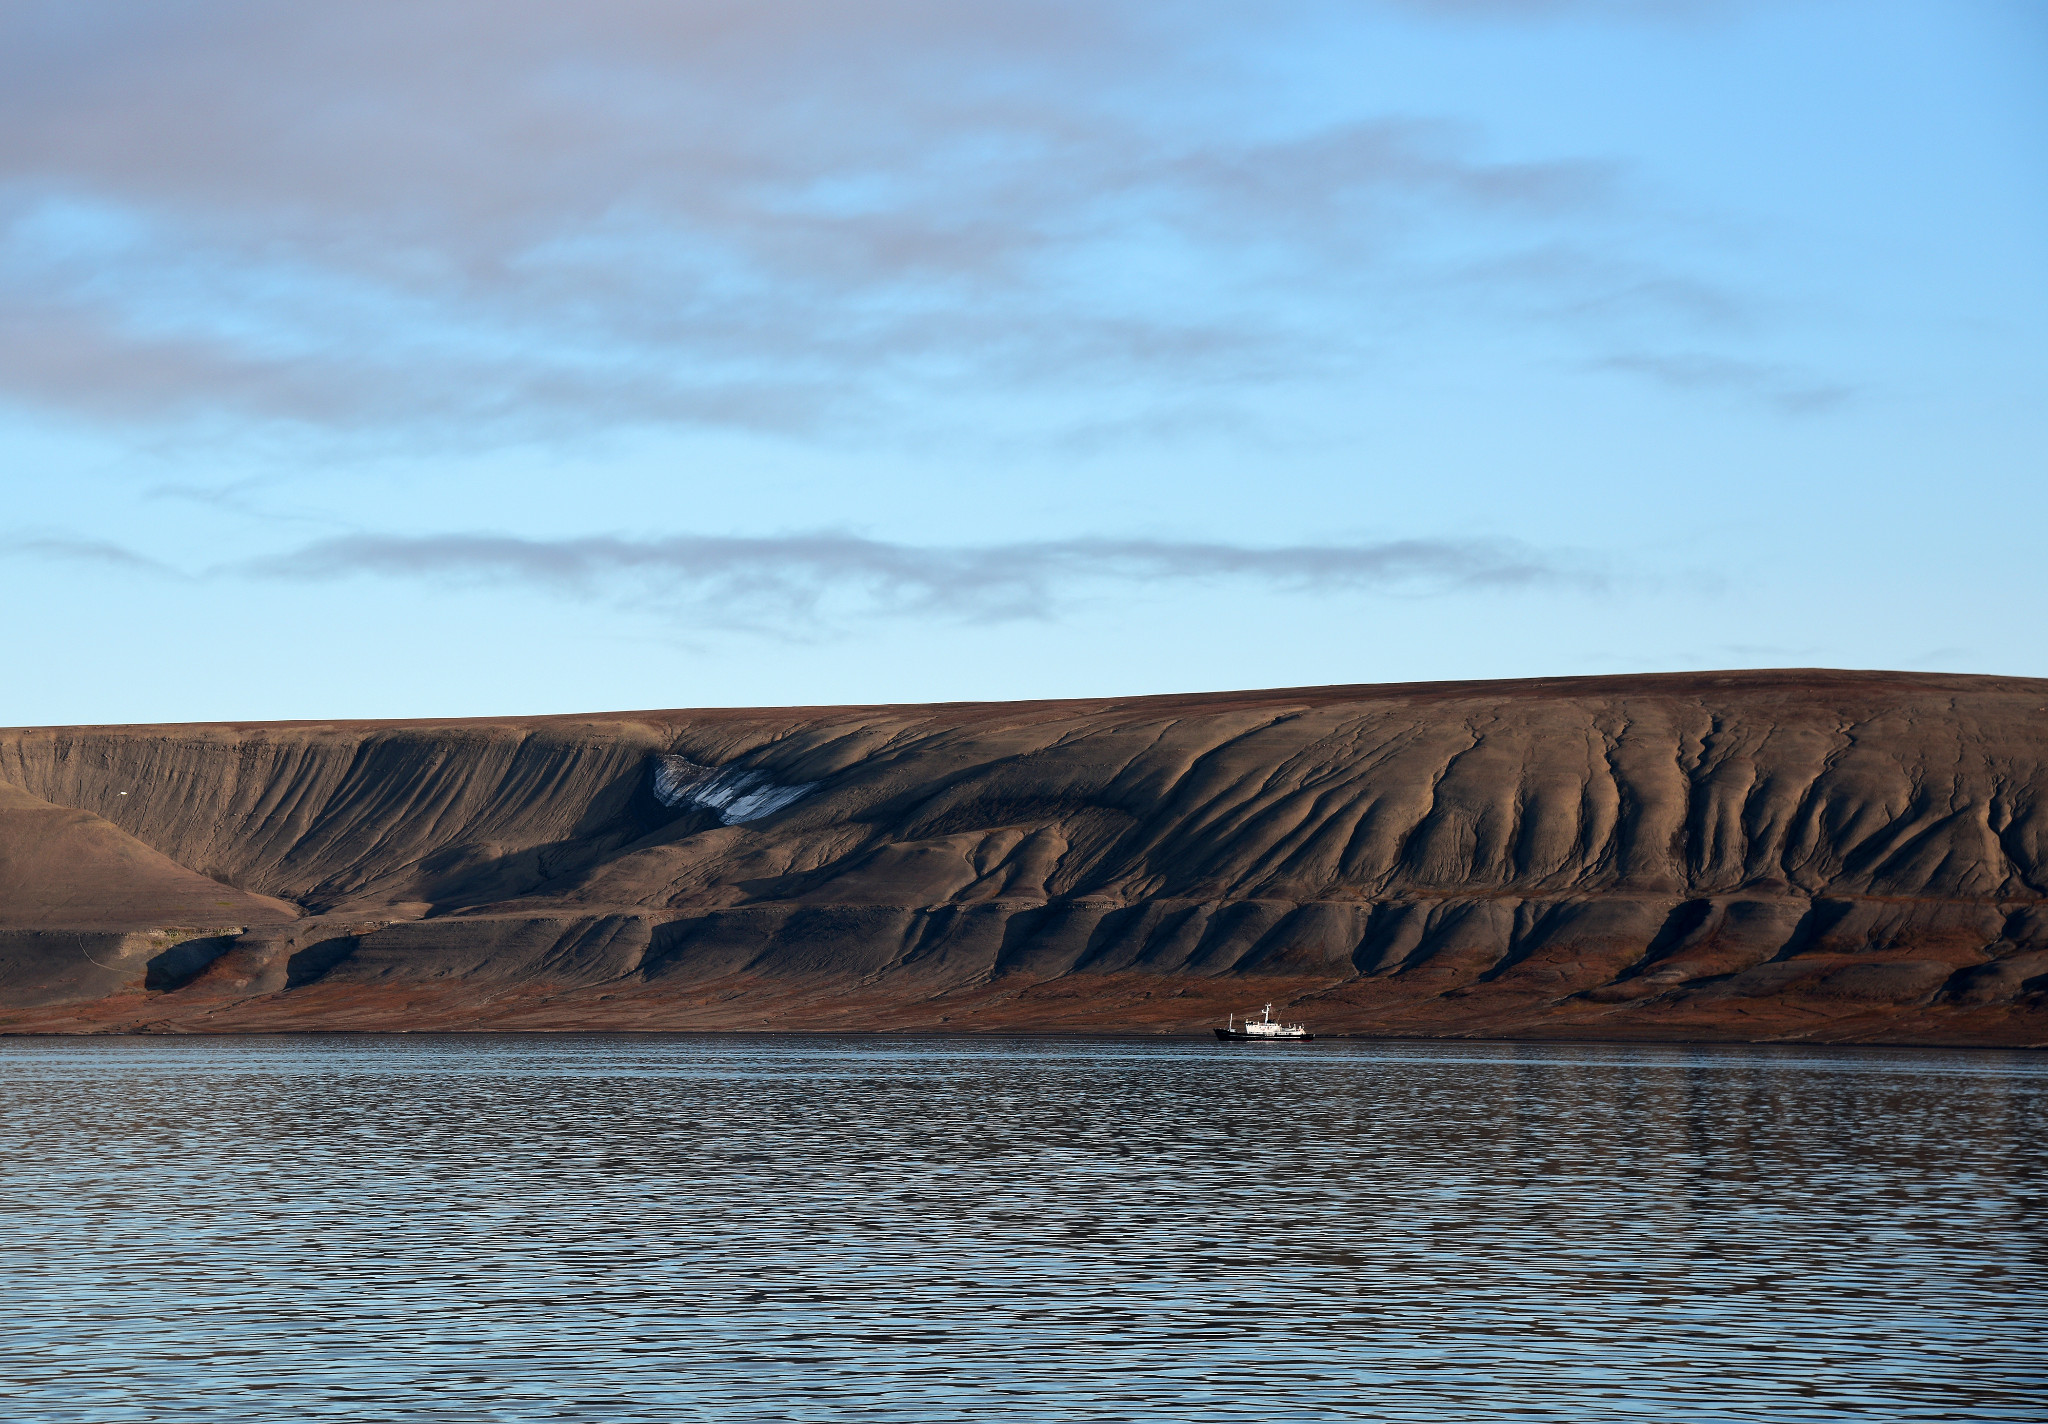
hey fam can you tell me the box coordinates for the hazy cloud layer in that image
[235,530,1588,627]
[0,0,1776,443]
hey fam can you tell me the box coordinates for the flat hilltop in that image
[2,668,2043,1044]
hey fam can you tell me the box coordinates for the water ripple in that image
[0,1035,2041,1421]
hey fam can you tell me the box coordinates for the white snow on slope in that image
[652,755,815,824]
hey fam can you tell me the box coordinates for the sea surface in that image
[0,1034,2041,1422]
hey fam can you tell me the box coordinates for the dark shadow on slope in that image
[143,935,237,992]
[1578,897,1713,988]
[285,936,362,988]
[309,760,723,916]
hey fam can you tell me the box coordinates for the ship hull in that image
[1212,1028,1314,1041]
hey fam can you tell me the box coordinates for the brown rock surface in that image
[0,668,2043,1043]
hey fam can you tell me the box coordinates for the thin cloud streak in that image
[238,530,1596,627]
[1591,351,1856,414]
[0,535,184,577]
[1388,0,1742,18]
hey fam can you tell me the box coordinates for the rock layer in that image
[0,669,2043,1043]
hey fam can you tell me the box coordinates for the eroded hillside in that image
[1,669,2043,1043]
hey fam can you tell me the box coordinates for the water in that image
[0,1035,2041,1422]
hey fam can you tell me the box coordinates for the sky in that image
[1,0,2043,725]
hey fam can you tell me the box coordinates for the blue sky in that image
[2,0,2043,724]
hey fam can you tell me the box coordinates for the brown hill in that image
[0,781,298,1008]
[0,669,2042,1043]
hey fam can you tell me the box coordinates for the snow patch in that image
[652,755,815,824]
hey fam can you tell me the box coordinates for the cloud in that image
[1384,0,1736,18]
[0,535,183,577]
[0,0,1732,444]
[4,520,1595,631]
[1590,351,1854,414]
[234,529,1593,627]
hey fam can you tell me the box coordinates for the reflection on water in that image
[0,1034,2041,1421]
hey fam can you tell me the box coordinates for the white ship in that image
[1214,1003,1313,1041]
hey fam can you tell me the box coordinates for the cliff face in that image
[1,669,2043,1043]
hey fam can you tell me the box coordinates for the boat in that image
[1214,1003,1313,1041]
